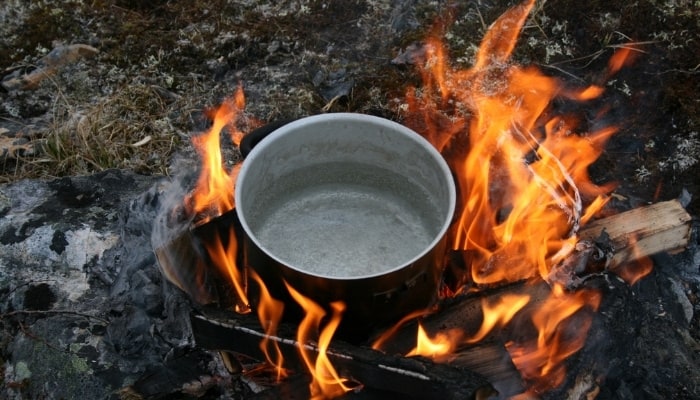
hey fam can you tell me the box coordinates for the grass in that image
[2,84,188,182]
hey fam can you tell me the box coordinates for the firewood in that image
[578,198,692,268]
[190,309,493,400]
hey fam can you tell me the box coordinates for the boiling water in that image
[247,162,445,278]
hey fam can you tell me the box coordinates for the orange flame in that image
[285,282,353,399]
[396,0,638,392]
[250,269,288,381]
[371,308,433,351]
[403,0,633,288]
[615,257,653,286]
[187,86,246,219]
[506,285,602,393]
[203,227,250,313]
[407,323,462,359]
[466,293,531,344]
[613,234,654,285]
[405,293,530,361]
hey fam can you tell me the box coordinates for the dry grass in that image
[2,84,189,182]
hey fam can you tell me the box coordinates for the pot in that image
[235,113,456,338]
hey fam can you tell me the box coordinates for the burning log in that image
[577,198,693,268]
[374,197,693,395]
[548,198,693,288]
[190,309,496,399]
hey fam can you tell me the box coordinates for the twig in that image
[1,309,109,325]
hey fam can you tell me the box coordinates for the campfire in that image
[152,1,692,399]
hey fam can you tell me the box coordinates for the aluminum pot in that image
[236,113,455,338]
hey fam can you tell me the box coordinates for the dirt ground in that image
[1,0,698,213]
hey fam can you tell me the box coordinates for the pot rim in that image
[234,112,456,281]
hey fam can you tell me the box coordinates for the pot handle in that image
[240,118,298,158]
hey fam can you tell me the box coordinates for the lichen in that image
[658,131,700,173]
[13,361,31,381]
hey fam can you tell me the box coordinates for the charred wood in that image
[190,309,493,400]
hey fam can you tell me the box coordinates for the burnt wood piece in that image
[374,282,545,397]
[190,310,492,400]
[578,199,692,268]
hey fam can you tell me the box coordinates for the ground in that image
[0,0,699,398]
[1,0,698,213]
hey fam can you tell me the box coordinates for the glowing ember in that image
[285,282,354,399]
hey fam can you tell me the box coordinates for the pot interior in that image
[236,113,455,279]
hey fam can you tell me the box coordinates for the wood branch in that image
[579,199,692,268]
[190,310,494,400]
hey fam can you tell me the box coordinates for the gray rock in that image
[0,170,232,399]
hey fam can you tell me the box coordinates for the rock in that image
[0,170,236,399]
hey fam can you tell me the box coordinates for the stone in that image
[0,169,236,399]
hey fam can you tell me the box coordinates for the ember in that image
[152,0,692,398]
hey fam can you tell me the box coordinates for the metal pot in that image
[236,113,456,338]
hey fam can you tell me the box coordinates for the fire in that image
[405,0,627,286]
[190,86,250,313]
[403,293,530,361]
[371,308,433,351]
[407,323,462,359]
[180,0,648,396]
[466,293,531,344]
[202,227,249,314]
[186,86,245,219]
[397,0,635,392]
[285,282,354,399]
[506,286,602,393]
[250,269,288,381]
[613,234,654,285]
